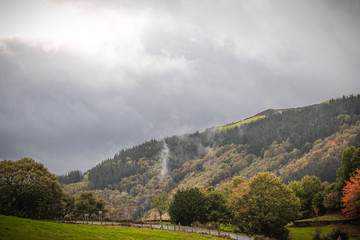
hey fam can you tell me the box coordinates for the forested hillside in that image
[61,95,360,220]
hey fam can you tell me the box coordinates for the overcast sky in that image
[1,0,360,174]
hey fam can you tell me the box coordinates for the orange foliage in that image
[341,169,360,217]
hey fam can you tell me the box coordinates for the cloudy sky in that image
[1,0,360,174]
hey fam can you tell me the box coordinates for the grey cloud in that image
[1,0,360,174]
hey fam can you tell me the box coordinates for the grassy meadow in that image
[0,215,229,240]
[289,224,360,240]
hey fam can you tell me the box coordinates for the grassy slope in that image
[289,225,334,240]
[220,115,266,130]
[0,215,229,240]
[297,215,348,222]
[289,225,360,240]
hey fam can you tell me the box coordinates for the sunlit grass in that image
[220,115,266,130]
[297,214,349,222]
[289,225,360,240]
[289,225,334,240]
[0,215,230,240]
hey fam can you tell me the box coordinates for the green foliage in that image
[323,182,342,210]
[74,191,106,218]
[289,176,325,218]
[0,158,64,219]
[204,187,232,224]
[323,229,349,240]
[337,146,360,186]
[168,188,207,226]
[231,172,301,240]
[57,170,83,186]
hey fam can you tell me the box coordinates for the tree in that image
[204,187,232,224]
[323,182,342,210]
[337,147,360,186]
[231,172,300,240]
[57,170,83,185]
[151,192,168,222]
[341,169,360,217]
[168,188,207,226]
[289,176,325,218]
[0,158,65,219]
[74,191,106,219]
[63,192,75,219]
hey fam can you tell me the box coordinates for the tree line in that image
[0,158,106,220]
[57,170,84,186]
[151,146,360,240]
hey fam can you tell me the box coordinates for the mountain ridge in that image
[60,94,360,220]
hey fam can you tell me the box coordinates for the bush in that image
[323,229,349,240]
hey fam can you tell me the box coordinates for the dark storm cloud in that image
[1,0,360,174]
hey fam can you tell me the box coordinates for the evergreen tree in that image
[168,188,207,226]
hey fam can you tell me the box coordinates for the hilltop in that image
[60,94,360,220]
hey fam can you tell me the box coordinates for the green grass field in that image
[0,215,229,240]
[289,225,334,240]
[289,225,360,240]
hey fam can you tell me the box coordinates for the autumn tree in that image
[0,158,65,219]
[168,188,207,226]
[231,172,300,240]
[63,192,75,219]
[341,169,360,217]
[151,192,168,222]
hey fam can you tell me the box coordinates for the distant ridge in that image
[60,94,360,220]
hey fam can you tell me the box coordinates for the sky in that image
[1,0,360,175]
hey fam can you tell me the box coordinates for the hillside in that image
[61,95,360,220]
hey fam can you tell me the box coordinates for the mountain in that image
[61,94,360,220]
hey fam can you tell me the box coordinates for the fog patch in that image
[159,140,170,181]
